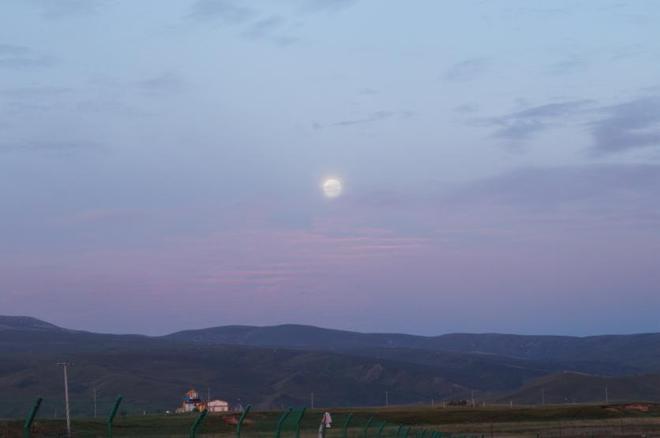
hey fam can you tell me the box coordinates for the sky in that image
[1,0,660,336]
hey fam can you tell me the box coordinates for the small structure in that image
[207,399,230,413]
[177,389,205,413]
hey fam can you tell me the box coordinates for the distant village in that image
[174,389,233,414]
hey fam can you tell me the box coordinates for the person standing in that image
[318,411,332,437]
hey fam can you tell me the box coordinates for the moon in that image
[322,178,342,198]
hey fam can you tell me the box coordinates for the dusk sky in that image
[2,0,660,336]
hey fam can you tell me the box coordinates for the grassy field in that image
[3,403,660,437]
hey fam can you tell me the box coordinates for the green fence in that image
[13,397,481,438]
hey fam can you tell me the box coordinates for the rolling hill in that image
[2,315,660,419]
[503,372,660,405]
[164,324,660,373]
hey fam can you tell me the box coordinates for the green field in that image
[3,403,660,437]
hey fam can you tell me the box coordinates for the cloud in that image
[454,103,479,114]
[75,99,144,116]
[241,16,298,45]
[0,86,71,99]
[0,86,72,117]
[326,110,413,128]
[27,0,107,18]
[455,163,660,213]
[0,140,100,155]
[188,0,257,23]
[298,0,358,13]
[476,99,594,143]
[243,16,286,37]
[546,54,589,75]
[187,0,357,45]
[0,44,54,69]
[590,95,660,155]
[443,58,489,82]
[474,93,660,154]
[190,226,427,291]
[136,72,185,95]
[358,88,378,96]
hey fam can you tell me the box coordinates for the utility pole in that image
[385,391,389,407]
[57,362,71,438]
[471,391,475,407]
[542,388,545,405]
[93,386,97,418]
[207,387,210,403]
[310,392,314,409]
[605,386,609,404]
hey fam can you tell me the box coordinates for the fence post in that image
[275,408,292,438]
[236,404,251,438]
[190,409,208,438]
[364,417,374,437]
[107,395,123,438]
[343,413,354,438]
[295,407,306,438]
[23,397,42,438]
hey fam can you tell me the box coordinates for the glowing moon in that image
[322,178,342,198]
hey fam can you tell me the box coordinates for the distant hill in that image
[503,372,660,404]
[0,315,64,332]
[0,344,470,418]
[164,324,424,350]
[165,324,660,373]
[3,316,660,419]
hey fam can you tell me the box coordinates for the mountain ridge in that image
[3,315,660,418]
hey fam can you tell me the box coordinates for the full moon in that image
[322,178,342,198]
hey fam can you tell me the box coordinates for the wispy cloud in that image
[473,93,660,154]
[298,0,358,13]
[0,44,54,69]
[546,53,589,75]
[192,227,427,290]
[241,16,298,45]
[443,58,489,82]
[454,103,479,114]
[136,72,186,95]
[0,140,100,155]
[357,88,378,96]
[325,110,413,128]
[0,86,71,99]
[475,99,594,143]
[187,0,358,46]
[27,0,106,18]
[188,0,257,23]
[455,163,660,214]
[590,95,660,155]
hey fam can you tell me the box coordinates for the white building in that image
[207,399,230,413]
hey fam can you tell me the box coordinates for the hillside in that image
[165,324,660,373]
[503,372,660,405]
[164,324,424,350]
[0,344,471,418]
[3,316,660,419]
[0,315,64,332]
